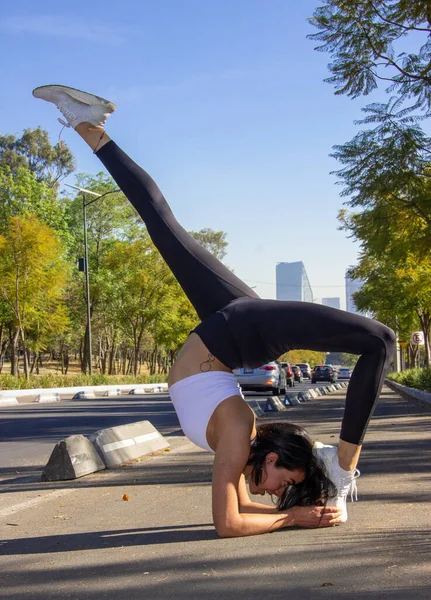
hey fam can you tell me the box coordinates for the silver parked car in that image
[338,367,352,379]
[233,362,287,396]
[296,362,312,379]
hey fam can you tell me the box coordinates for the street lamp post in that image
[65,184,119,376]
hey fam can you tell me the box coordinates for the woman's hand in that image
[288,505,343,528]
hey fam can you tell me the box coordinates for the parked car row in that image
[233,361,352,395]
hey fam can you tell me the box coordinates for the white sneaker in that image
[32,85,116,129]
[314,442,360,522]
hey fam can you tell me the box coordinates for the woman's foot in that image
[314,442,360,522]
[32,84,116,130]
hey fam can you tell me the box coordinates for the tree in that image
[350,253,431,366]
[0,128,75,186]
[103,235,180,376]
[190,228,228,261]
[0,216,70,378]
[280,349,327,367]
[309,1,431,114]
[310,2,431,259]
[0,165,69,238]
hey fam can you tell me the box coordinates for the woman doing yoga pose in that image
[33,84,396,538]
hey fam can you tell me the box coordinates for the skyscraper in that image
[322,297,341,310]
[276,262,313,302]
[345,273,364,314]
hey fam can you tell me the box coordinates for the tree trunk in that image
[30,352,38,374]
[417,311,431,367]
[10,326,20,377]
[20,329,30,382]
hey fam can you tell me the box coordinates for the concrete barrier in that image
[308,389,317,398]
[41,434,105,481]
[35,393,61,403]
[265,396,287,412]
[285,393,300,406]
[73,390,96,400]
[144,385,167,393]
[90,420,170,468]
[129,387,149,395]
[104,389,122,397]
[247,400,265,418]
[0,397,18,406]
[297,392,308,402]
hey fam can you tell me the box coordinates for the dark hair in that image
[246,422,336,510]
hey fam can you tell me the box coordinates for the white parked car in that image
[233,362,287,395]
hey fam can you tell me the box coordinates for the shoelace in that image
[57,103,75,128]
[338,469,360,502]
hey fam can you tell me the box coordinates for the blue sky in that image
[0,0,383,308]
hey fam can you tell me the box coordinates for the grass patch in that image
[387,368,431,392]
[0,373,168,390]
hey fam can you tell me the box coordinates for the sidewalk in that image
[1,385,430,599]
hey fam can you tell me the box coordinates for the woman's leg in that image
[238,298,397,467]
[75,124,259,321]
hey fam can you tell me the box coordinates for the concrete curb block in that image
[247,400,265,418]
[41,434,106,481]
[385,379,431,407]
[35,393,61,403]
[89,420,170,468]
[285,392,300,406]
[0,397,18,406]
[104,389,122,397]
[73,391,96,400]
[0,382,169,399]
[265,396,287,412]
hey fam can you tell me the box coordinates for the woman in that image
[33,85,396,537]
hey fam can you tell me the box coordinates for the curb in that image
[0,382,169,400]
[385,379,431,407]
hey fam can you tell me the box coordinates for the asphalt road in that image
[0,384,430,599]
[0,384,431,600]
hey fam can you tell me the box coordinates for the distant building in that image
[345,273,364,314]
[322,297,341,310]
[276,262,313,302]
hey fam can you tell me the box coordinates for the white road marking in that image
[0,488,75,518]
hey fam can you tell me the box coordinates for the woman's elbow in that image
[214,518,242,538]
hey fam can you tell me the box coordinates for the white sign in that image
[411,331,424,345]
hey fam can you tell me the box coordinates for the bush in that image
[387,368,431,392]
[0,372,168,390]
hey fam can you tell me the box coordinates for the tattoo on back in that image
[200,353,215,372]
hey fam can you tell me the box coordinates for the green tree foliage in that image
[0,216,70,379]
[0,128,75,186]
[280,349,327,367]
[310,1,431,368]
[0,165,68,237]
[309,1,431,113]
[190,228,228,261]
[350,253,431,366]
[102,235,182,376]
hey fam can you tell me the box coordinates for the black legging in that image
[96,141,396,445]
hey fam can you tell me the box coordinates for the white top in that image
[169,371,244,452]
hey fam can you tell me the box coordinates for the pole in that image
[83,196,93,376]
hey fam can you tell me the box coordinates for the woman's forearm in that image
[239,501,279,514]
[217,509,296,538]
[216,505,343,538]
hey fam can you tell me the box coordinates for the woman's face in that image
[247,452,305,497]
